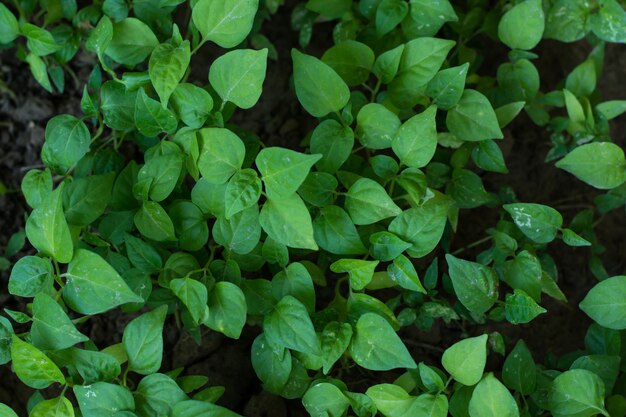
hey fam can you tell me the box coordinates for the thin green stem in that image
[191,39,206,56]
[451,235,493,256]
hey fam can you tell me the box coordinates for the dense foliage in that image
[1,0,626,416]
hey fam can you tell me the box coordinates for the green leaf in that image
[272,263,315,313]
[31,293,88,351]
[580,276,626,330]
[29,396,74,417]
[502,340,537,395]
[63,173,115,226]
[134,201,177,242]
[264,295,321,356]
[321,40,374,86]
[389,37,455,108]
[306,0,351,18]
[442,334,488,386]
[251,333,292,393]
[544,0,590,42]
[55,347,121,384]
[388,255,427,293]
[209,48,268,109]
[256,147,321,200]
[366,384,414,417]
[25,184,73,263]
[22,23,59,56]
[21,168,53,209]
[11,335,65,389]
[104,0,128,20]
[503,203,563,243]
[260,194,317,250]
[566,59,597,98]
[563,88,586,122]
[561,228,591,247]
[135,373,188,417]
[8,256,53,297]
[135,88,178,136]
[149,41,191,107]
[407,0,457,37]
[472,140,508,173]
[446,90,503,142]
[505,290,547,324]
[419,363,446,392]
[303,383,350,417]
[469,374,519,417]
[498,0,545,50]
[0,317,12,366]
[397,394,446,417]
[125,234,162,273]
[373,44,404,84]
[25,52,52,92]
[445,255,498,314]
[169,200,209,252]
[192,0,259,48]
[349,313,416,371]
[345,178,401,225]
[105,18,158,66]
[356,103,401,150]
[205,281,247,338]
[101,81,137,131]
[86,16,113,56]
[171,83,213,128]
[74,383,135,416]
[503,250,543,301]
[225,168,262,219]
[197,128,246,184]
[556,143,626,189]
[64,249,142,314]
[331,259,379,291]
[310,120,354,173]
[369,231,412,262]
[41,115,90,174]
[548,369,609,417]
[170,278,208,324]
[589,0,626,43]
[292,49,350,117]
[321,321,353,374]
[213,206,261,254]
[123,305,167,375]
[388,194,450,258]
[392,105,438,168]
[596,100,626,120]
[571,355,620,395]
[495,102,526,128]
[426,64,468,110]
[299,172,337,207]
[376,0,408,36]
[313,205,367,255]
[0,3,19,43]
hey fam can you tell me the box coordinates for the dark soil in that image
[0,2,625,416]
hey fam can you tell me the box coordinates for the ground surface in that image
[0,3,625,416]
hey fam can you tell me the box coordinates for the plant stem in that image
[451,235,492,256]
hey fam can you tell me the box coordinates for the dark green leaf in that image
[41,115,90,173]
[64,249,142,314]
[445,255,498,314]
[123,305,167,375]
